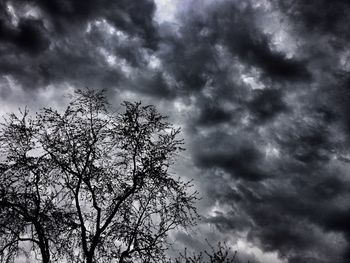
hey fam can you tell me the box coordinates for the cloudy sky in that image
[1,0,350,262]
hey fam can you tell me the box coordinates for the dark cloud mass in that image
[1,0,350,262]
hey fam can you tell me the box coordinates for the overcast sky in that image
[1,0,350,262]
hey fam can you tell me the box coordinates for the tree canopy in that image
[0,89,198,263]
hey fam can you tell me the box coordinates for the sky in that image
[1,0,350,262]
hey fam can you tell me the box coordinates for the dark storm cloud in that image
[158,0,311,97]
[167,1,350,262]
[192,131,269,181]
[0,29,123,89]
[0,18,49,55]
[0,0,161,95]
[245,169,350,260]
[208,3,311,82]
[12,0,158,46]
[195,103,232,126]
[248,89,288,123]
[192,94,350,261]
[276,0,350,40]
[121,69,176,99]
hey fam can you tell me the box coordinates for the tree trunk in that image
[86,250,94,263]
[39,245,50,263]
[34,223,50,263]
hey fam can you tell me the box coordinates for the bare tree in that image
[173,242,237,263]
[0,89,198,263]
[0,109,76,263]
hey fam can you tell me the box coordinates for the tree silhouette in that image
[172,242,238,263]
[0,109,76,263]
[0,89,198,263]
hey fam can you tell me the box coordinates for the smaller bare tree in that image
[173,242,237,263]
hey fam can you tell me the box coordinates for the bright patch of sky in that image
[234,239,286,263]
[154,0,179,23]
